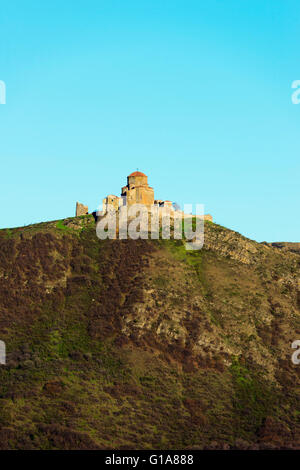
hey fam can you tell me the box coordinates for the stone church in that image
[76,170,213,221]
[101,171,178,213]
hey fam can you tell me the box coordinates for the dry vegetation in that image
[0,215,299,449]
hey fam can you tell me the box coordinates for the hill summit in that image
[0,215,299,449]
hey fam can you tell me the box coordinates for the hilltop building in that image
[76,170,213,221]
[102,171,155,212]
[121,171,154,208]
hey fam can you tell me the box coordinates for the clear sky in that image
[0,0,299,241]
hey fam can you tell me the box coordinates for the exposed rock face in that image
[0,217,299,450]
[75,202,88,216]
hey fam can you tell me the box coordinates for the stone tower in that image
[121,171,154,208]
[76,202,89,216]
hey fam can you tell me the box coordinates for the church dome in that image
[128,171,147,177]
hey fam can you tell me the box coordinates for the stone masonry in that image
[76,202,89,216]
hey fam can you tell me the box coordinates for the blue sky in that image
[0,0,299,241]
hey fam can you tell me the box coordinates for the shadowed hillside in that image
[0,215,299,450]
[266,242,300,256]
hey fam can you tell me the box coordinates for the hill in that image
[0,215,299,449]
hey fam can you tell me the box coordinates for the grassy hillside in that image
[0,215,299,449]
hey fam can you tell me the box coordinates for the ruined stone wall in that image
[76,202,89,216]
